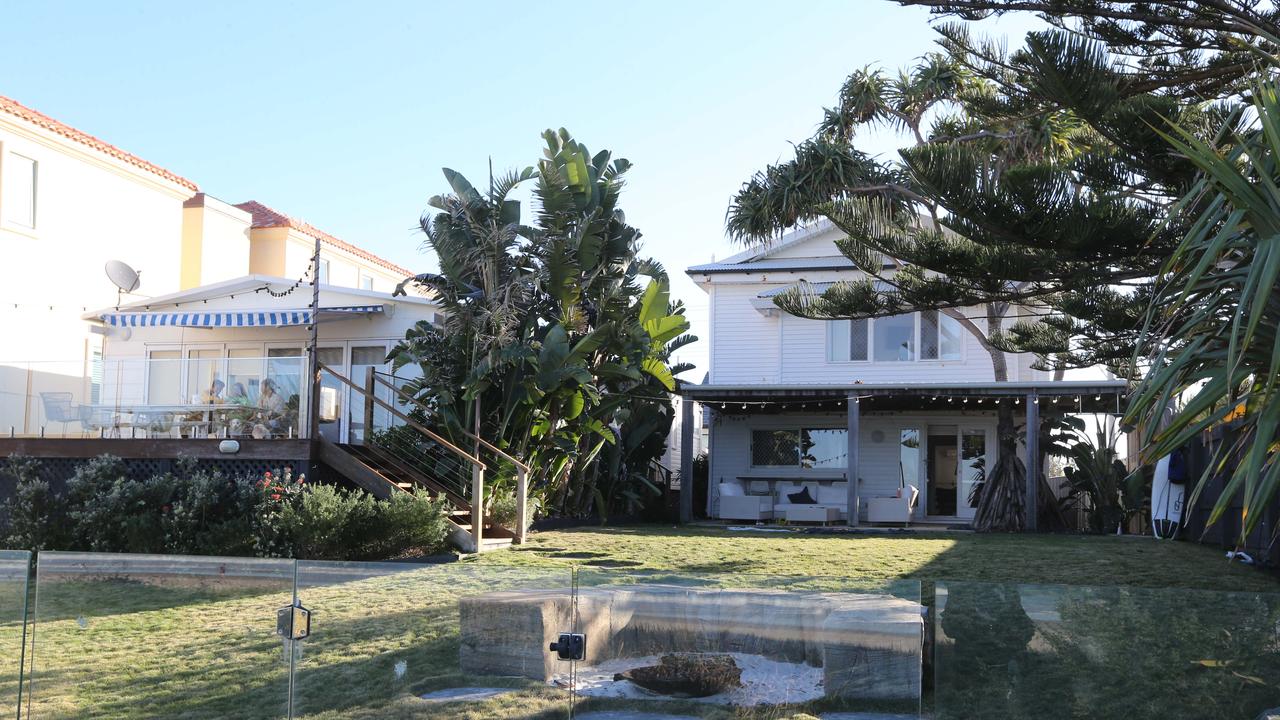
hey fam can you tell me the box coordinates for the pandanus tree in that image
[391,129,695,518]
[1127,79,1280,544]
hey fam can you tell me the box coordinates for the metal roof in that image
[687,256,860,274]
[682,379,1129,398]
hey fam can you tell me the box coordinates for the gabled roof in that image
[81,274,437,320]
[689,220,892,274]
[235,201,414,277]
[0,94,198,191]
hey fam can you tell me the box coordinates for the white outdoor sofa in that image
[720,479,919,525]
[717,482,774,521]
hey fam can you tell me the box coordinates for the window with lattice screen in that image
[751,429,800,466]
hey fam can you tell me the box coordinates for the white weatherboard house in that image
[681,222,1125,527]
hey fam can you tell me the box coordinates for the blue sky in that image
[3,1,1041,373]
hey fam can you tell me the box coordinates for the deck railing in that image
[0,355,306,439]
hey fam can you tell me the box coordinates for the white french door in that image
[956,427,989,520]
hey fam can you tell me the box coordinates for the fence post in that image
[471,464,485,553]
[516,466,528,545]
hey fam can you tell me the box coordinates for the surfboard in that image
[1151,454,1184,539]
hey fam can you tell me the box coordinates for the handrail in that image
[372,372,531,473]
[316,362,486,470]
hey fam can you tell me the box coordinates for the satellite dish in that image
[105,260,141,293]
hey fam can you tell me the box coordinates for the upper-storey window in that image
[828,311,963,363]
[317,258,331,285]
[359,274,373,290]
[3,152,37,229]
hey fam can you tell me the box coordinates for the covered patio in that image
[677,380,1129,529]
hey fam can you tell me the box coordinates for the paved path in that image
[418,687,516,703]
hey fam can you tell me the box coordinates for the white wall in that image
[183,195,251,287]
[281,229,409,294]
[0,117,190,362]
[705,277,1039,385]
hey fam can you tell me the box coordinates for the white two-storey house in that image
[681,222,1125,527]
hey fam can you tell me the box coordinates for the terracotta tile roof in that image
[0,94,199,191]
[235,200,414,278]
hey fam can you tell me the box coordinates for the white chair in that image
[867,485,920,525]
[718,482,774,521]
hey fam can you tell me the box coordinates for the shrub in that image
[1,455,69,550]
[161,461,259,556]
[65,456,170,553]
[371,492,453,558]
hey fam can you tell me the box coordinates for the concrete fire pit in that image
[459,584,923,701]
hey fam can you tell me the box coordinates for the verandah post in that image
[1025,392,1039,531]
[362,366,375,444]
[847,395,860,527]
[515,466,528,544]
[679,396,694,524]
[472,464,484,552]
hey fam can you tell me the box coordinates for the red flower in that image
[271,493,281,501]
[264,471,273,478]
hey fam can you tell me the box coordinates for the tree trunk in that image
[971,306,1027,531]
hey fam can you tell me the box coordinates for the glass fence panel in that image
[934,581,1280,720]
[0,550,31,716]
[29,552,295,719]
[292,561,573,719]
[569,569,922,718]
[0,357,305,439]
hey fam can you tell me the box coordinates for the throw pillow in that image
[787,487,815,505]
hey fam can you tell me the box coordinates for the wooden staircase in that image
[315,361,529,554]
[319,438,515,551]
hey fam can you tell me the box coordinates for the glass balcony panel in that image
[28,552,294,719]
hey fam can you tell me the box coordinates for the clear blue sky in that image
[2,1,1041,374]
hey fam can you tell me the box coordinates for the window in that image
[146,350,181,405]
[751,428,848,468]
[359,274,374,291]
[317,259,330,285]
[828,311,963,363]
[4,153,37,228]
[873,313,915,362]
[920,310,963,361]
[827,319,868,362]
[900,428,920,489]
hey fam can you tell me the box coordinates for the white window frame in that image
[317,259,331,285]
[1,146,39,233]
[827,311,967,365]
[359,273,374,291]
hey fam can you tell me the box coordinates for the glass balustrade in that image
[934,580,1280,720]
[0,549,1274,719]
[0,356,305,439]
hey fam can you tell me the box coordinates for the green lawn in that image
[5,526,1279,719]
[477,525,1280,592]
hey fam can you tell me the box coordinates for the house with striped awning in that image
[75,274,440,444]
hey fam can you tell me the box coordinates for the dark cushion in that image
[787,487,815,505]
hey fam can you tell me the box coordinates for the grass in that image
[478,525,1280,592]
[3,526,1278,719]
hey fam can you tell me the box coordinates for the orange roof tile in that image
[234,200,414,278]
[0,94,199,191]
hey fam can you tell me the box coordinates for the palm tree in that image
[392,129,696,519]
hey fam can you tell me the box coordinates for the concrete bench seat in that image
[458,584,923,701]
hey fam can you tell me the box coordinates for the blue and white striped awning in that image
[101,305,384,328]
